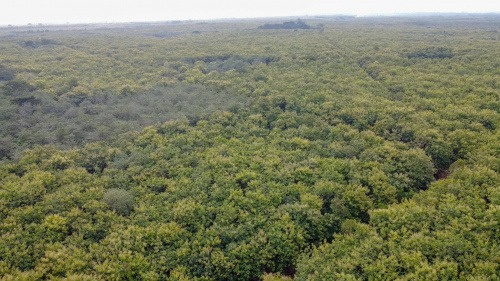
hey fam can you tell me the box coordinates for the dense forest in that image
[0,15,499,280]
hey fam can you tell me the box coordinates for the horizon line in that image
[1,11,499,28]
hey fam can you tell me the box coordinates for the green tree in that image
[103,189,134,216]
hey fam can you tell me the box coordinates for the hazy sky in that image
[2,0,499,25]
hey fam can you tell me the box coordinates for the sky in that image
[1,0,499,25]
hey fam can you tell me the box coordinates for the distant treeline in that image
[259,19,311,30]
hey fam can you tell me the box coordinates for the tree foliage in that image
[103,189,134,216]
[0,15,498,280]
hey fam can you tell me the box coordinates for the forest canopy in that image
[0,14,499,280]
